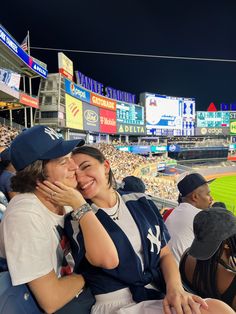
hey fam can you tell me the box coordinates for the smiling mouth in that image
[80,180,94,191]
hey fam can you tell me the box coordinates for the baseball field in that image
[209,175,236,215]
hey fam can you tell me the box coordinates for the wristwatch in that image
[71,203,92,221]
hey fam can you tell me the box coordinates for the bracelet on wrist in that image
[71,203,92,221]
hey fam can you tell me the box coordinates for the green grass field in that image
[210,175,236,215]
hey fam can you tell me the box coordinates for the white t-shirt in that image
[91,194,144,269]
[165,202,201,264]
[0,193,72,285]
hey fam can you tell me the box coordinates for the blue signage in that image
[0,25,48,79]
[75,70,136,103]
[64,78,90,103]
[167,144,181,152]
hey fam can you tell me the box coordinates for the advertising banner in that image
[150,145,167,153]
[116,123,146,135]
[196,111,230,128]
[195,127,230,136]
[0,68,20,90]
[19,93,39,108]
[91,93,116,111]
[145,94,182,131]
[83,102,99,132]
[0,81,19,99]
[116,102,144,125]
[100,108,116,133]
[0,26,47,78]
[230,120,236,135]
[58,53,73,81]
[230,112,236,120]
[130,145,150,154]
[115,146,131,152]
[64,78,90,103]
[65,94,83,130]
[167,144,181,153]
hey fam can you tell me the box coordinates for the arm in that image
[29,270,85,314]
[37,181,119,269]
[160,245,208,314]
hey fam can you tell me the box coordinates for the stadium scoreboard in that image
[116,102,144,125]
[197,112,230,128]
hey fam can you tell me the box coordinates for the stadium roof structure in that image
[0,24,47,121]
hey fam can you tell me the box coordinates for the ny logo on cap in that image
[44,127,60,140]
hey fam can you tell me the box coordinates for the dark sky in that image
[1,0,236,110]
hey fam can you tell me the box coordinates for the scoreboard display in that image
[116,102,144,125]
[197,111,230,128]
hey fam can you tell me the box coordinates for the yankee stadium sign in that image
[75,70,136,104]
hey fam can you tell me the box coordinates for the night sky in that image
[1,0,236,110]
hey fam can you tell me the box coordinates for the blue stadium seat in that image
[0,271,43,313]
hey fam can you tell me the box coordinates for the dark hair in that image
[11,160,49,193]
[191,234,236,300]
[72,146,117,189]
[0,160,11,176]
[212,202,227,209]
[177,193,182,204]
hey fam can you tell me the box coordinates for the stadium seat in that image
[0,271,43,314]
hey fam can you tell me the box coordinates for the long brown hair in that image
[72,146,117,189]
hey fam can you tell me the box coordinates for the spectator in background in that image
[118,175,146,193]
[165,172,213,264]
[0,147,17,201]
[179,207,236,311]
[212,201,227,209]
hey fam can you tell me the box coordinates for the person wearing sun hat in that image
[0,125,118,313]
[165,172,213,264]
[179,207,236,311]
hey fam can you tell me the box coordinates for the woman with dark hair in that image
[37,146,234,314]
[179,207,236,311]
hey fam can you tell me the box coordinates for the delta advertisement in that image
[64,78,90,103]
[116,123,146,135]
[145,94,182,132]
[82,102,100,133]
[116,102,145,134]
[100,108,116,133]
[65,94,83,130]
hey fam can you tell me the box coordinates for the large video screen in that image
[145,94,182,131]
[116,102,144,125]
[197,112,230,128]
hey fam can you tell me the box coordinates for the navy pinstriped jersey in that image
[65,191,170,302]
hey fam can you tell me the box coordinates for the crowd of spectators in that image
[97,142,179,201]
[0,124,19,149]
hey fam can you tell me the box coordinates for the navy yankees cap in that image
[10,125,84,171]
[177,173,212,197]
